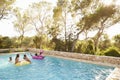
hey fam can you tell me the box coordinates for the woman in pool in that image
[23,54,31,63]
[15,54,21,64]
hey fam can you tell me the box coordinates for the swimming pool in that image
[0,52,114,80]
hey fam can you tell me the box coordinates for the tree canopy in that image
[0,0,15,20]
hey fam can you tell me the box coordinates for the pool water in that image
[0,52,114,80]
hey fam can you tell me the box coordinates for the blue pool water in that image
[0,52,114,80]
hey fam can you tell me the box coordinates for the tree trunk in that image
[71,39,77,52]
[93,27,104,52]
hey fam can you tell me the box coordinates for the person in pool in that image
[9,57,12,62]
[23,54,31,63]
[15,54,21,64]
[39,50,44,56]
[35,53,38,56]
[30,53,38,56]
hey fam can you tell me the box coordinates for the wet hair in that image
[15,54,19,60]
[16,54,19,57]
[9,57,12,60]
[35,53,38,56]
[24,54,26,57]
[23,54,27,59]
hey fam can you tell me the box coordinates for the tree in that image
[0,0,15,20]
[113,34,120,49]
[10,37,19,48]
[84,41,94,54]
[70,0,95,51]
[33,36,42,48]
[98,34,111,51]
[0,36,3,48]
[48,23,60,39]
[90,4,119,52]
[29,1,52,49]
[22,37,33,48]
[13,8,31,47]
[2,37,12,48]
[70,0,120,52]
[53,0,74,51]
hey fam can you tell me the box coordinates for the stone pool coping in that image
[106,67,120,80]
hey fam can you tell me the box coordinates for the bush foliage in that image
[103,47,120,57]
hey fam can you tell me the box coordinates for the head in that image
[16,54,19,58]
[24,54,27,58]
[9,57,12,61]
[24,54,26,57]
[35,53,38,56]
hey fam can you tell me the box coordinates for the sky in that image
[0,0,120,39]
[0,0,57,37]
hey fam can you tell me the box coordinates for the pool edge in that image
[106,67,120,80]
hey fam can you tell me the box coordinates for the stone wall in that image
[0,49,9,53]
[0,48,27,53]
[29,48,120,67]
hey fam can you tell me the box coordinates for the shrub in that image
[84,44,95,55]
[103,47,120,57]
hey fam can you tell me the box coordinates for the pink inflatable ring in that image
[32,56,44,60]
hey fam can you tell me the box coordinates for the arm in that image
[30,53,33,56]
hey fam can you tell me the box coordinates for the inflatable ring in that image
[15,60,30,66]
[32,56,44,60]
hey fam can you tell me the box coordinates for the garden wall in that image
[0,48,27,53]
[0,49,9,53]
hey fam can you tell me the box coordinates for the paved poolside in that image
[106,67,120,80]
